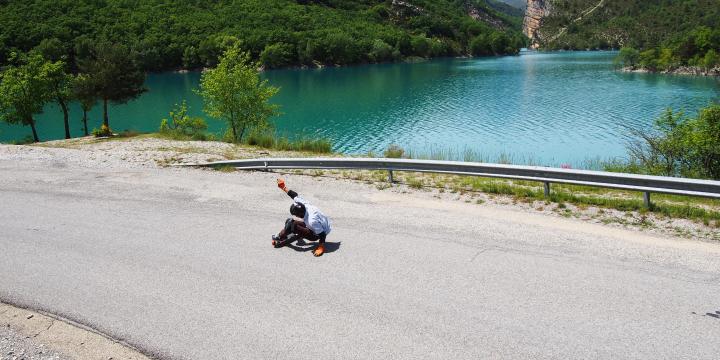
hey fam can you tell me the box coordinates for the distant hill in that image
[494,0,527,9]
[486,0,525,18]
[530,0,720,50]
[0,0,526,71]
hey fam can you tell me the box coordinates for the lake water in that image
[1,51,718,164]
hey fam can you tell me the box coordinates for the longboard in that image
[272,234,299,248]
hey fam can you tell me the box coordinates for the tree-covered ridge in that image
[537,0,720,51]
[0,0,526,71]
[615,27,720,74]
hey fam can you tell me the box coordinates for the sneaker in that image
[272,235,282,247]
[313,244,325,257]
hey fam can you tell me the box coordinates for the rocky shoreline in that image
[622,66,720,77]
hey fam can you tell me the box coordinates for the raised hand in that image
[277,178,287,191]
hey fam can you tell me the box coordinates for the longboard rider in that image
[272,178,331,257]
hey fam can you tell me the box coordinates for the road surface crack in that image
[32,319,55,338]
[470,249,488,262]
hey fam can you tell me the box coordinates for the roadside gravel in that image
[0,303,150,360]
[0,325,69,360]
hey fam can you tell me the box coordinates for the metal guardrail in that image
[183,158,720,206]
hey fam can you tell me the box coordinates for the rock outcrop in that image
[523,0,551,48]
[466,2,505,29]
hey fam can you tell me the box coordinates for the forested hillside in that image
[530,0,720,73]
[536,0,720,51]
[0,0,526,71]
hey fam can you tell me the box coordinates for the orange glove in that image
[277,178,287,191]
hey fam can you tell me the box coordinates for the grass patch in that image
[407,177,424,189]
[246,131,332,154]
[214,165,236,173]
[393,172,720,224]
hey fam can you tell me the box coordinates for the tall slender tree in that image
[0,53,52,142]
[77,42,146,135]
[73,74,97,136]
[41,60,75,139]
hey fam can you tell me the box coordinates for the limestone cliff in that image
[522,0,551,48]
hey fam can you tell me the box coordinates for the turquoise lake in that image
[1,51,718,164]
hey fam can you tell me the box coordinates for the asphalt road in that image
[1,156,719,359]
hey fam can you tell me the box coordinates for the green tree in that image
[73,74,97,136]
[702,49,719,71]
[197,44,280,143]
[368,39,393,62]
[34,38,66,62]
[411,35,431,57]
[0,53,52,142]
[625,105,720,179]
[41,60,75,139]
[489,32,511,55]
[159,100,208,140]
[615,47,640,68]
[638,49,659,71]
[78,43,146,135]
[688,105,720,179]
[260,43,295,69]
[656,48,678,71]
[470,34,491,56]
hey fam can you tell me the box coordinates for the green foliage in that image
[470,35,492,56]
[246,129,332,153]
[260,43,295,69]
[0,0,523,71]
[158,101,208,140]
[541,0,720,51]
[701,49,719,70]
[197,44,280,143]
[0,52,54,142]
[74,74,98,136]
[91,125,111,138]
[614,47,639,68]
[368,39,394,63]
[78,42,147,131]
[384,144,405,158]
[39,58,75,139]
[543,1,720,71]
[613,104,720,180]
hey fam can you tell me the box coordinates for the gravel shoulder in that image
[1,303,149,360]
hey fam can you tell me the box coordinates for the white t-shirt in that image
[294,196,331,235]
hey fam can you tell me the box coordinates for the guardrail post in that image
[543,182,551,197]
[643,192,652,208]
[388,170,394,183]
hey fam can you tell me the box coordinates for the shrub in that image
[615,47,640,68]
[245,129,333,154]
[368,39,393,63]
[92,124,112,137]
[615,104,720,180]
[158,101,208,140]
[384,144,405,158]
[470,35,491,56]
[260,43,295,69]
